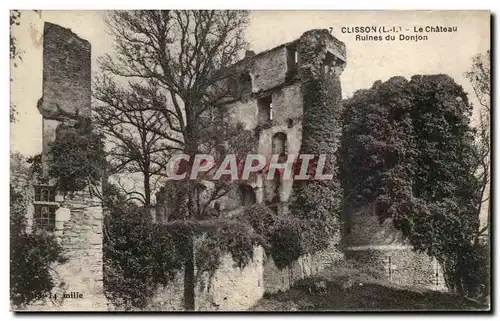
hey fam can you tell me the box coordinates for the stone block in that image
[56,207,71,222]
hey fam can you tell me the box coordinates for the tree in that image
[340,77,414,228]
[101,10,253,310]
[407,75,480,295]
[94,78,177,207]
[465,50,491,241]
[10,10,22,122]
[10,10,41,122]
[465,51,491,301]
[341,75,482,296]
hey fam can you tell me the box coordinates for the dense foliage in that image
[341,75,483,296]
[102,10,251,310]
[103,182,275,308]
[48,117,106,193]
[102,182,183,309]
[285,30,344,266]
[195,219,262,285]
[465,50,491,301]
[10,185,66,307]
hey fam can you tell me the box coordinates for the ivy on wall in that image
[340,75,484,296]
[284,30,344,264]
[48,116,106,193]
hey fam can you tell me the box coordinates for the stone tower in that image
[21,22,107,311]
[38,22,92,172]
[152,30,348,310]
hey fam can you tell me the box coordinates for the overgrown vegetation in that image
[340,74,488,298]
[99,10,252,310]
[10,185,66,308]
[10,10,22,122]
[252,261,488,311]
[284,30,344,266]
[48,116,106,193]
[102,182,183,309]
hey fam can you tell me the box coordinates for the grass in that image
[251,261,490,312]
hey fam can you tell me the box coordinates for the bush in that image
[241,203,276,241]
[10,186,66,307]
[103,185,183,309]
[268,216,304,269]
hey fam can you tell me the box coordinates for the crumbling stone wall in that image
[19,22,107,311]
[52,189,106,310]
[217,29,347,298]
[345,248,446,291]
[263,243,344,294]
[150,28,445,311]
[343,202,446,291]
[245,46,290,92]
[22,188,106,311]
[146,246,266,311]
[38,22,91,175]
[39,22,91,120]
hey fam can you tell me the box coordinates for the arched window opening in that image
[239,72,252,96]
[239,184,256,206]
[272,132,287,156]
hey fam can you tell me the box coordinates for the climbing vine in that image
[285,30,344,264]
[48,116,106,193]
[195,219,263,289]
[340,75,483,296]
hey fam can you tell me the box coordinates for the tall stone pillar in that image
[25,22,107,311]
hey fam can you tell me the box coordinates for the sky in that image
[10,10,490,157]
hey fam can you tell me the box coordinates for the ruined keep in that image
[153,29,445,311]
[153,30,337,310]
[19,22,107,311]
[13,23,444,311]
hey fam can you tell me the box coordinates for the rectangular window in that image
[34,186,56,202]
[258,95,273,125]
[286,46,297,71]
[34,205,57,231]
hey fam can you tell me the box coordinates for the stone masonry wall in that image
[52,189,107,310]
[38,22,91,175]
[17,22,108,311]
[344,248,447,291]
[17,187,107,311]
[143,246,266,311]
[343,202,447,291]
[147,29,446,311]
[39,22,91,120]
[264,241,344,294]
[147,243,345,310]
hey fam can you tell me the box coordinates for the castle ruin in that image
[15,23,444,312]
[153,29,445,310]
[18,22,107,311]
